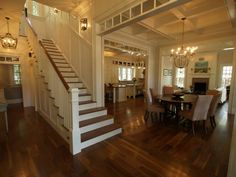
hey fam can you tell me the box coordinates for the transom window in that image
[222,66,233,87]
[118,67,135,81]
[176,68,185,88]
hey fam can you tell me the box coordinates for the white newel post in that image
[69,88,81,155]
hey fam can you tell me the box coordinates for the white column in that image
[228,47,236,114]
[227,45,236,177]
[69,88,81,155]
[92,23,104,107]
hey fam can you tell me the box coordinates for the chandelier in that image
[0,17,18,49]
[170,18,198,68]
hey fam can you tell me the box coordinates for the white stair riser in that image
[80,110,107,121]
[81,128,122,149]
[65,78,80,82]
[79,95,91,102]
[80,119,114,134]
[68,83,84,88]
[46,49,59,52]
[61,72,76,77]
[58,68,73,72]
[43,44,56,47]
[79,89,87,94]
[55,63,69,67]
[52,59,66,63]
[48,52,61,55]
[79,103,97,111]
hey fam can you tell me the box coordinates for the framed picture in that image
[163,69,168,76]
[168,69,172,76]
[194,59,208,73]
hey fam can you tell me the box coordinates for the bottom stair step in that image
[81,124,122,149]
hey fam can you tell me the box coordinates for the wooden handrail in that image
[39,40,70,90]
[25,17,37,37]
[25,17,70,91]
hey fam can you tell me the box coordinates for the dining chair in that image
[162,86,176,114]
[144,91,165,123]
[163,86,174,95]
[179,95,213,135]
[206,90,221,128]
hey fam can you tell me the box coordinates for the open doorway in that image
[103,39,147,103]
[0,63,23,106]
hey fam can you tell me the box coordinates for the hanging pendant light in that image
[170,18,198,68]
[0,17,18,49]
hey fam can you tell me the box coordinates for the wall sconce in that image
[80,18,88,31]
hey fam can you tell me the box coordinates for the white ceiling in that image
[0,0,25,22]
[116,0,236,49]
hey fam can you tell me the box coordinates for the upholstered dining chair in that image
[179,95,213,135]
[206,90,221,128]
[144,91,165,123]
[163,86,174,95]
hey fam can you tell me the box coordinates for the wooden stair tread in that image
[79,100,96,105]
[49,54,63,56]
[81,124,121,142]
[54,62,68,64]
[78,87,87,90]
[44,46,57,48]
[47,51,61,53]
[67,81,82,83]
[51,57,66,60]
[42,41,54,45]
[79,107,106,115]
[63,76,78,78]
[57,66,71,68]
[60,71,75,73]
[79,115,113,128]
[79,93,91,97]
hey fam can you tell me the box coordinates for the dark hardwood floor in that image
[0,98,234,177]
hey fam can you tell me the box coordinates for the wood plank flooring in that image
[0,98,234,177]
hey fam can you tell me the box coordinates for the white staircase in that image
[39,39,122,152]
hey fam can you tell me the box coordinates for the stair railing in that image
[25,17,81,154]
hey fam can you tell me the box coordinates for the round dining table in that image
[156,94,197,104]
[155,94,197,125]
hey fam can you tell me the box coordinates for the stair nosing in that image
[79,100,96,105]
[79,115,113,128]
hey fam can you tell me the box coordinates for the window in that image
[118,67,135,81]
[176,68,185,88]
[13,64,21,85]
[222,66,232,87]
[32,1,39,16]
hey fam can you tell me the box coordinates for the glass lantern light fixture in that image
[170,18,198,68]
[0,17,18,49]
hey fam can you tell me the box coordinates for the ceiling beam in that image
[99,0,192,35]
[137,21,175,40]
[225,0,236,27]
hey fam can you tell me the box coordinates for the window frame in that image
[118,66,135,81]
[175,67,185,88]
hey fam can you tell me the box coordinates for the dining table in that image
[156,94,197,124]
